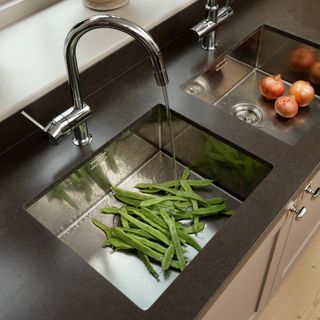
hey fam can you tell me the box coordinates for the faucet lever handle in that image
[21,110,46,131]
[21,105,92,145]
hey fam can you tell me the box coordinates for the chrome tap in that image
[192,0,233,50]
[21,15,168,146]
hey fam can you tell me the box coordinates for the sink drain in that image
[231,103,264,126]
[183,78,208,97]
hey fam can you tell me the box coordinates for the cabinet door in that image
[270,169,320,296]
[197,214,289,320]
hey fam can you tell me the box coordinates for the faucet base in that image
[73,135,93,146]
[73,122,93,146]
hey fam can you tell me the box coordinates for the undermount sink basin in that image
[183,25,320,145]
[26,105,271,310]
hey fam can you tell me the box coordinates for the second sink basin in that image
[183,25,320,145]
[26,105,271,310]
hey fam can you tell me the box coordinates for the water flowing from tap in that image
[161,86,177,180]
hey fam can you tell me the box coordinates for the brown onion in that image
[289,47,314,72]
[309,61,320,84]
[288,80,315,107]
[259,74,285,100]
[274,96,299,118]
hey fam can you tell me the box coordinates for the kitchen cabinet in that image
[197,211,291,320]
[198,167,320,320]
[269,168,320,297]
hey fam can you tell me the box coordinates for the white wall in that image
[0,0,197,122]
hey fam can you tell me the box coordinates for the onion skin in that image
[289,47,315,72]
[288,80,315,107]
[259,74,285,100]
[274,96,299,118]
[309,61,320,84]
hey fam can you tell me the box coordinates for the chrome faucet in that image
[192,0,233,50]
[21,15,168,146]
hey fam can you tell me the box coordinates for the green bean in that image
[150,203,184,214]
[138,252,160,281]
[111,228,180,269]
[155,200,175,208]
[170,212,194,220]
[101,207,120,214]
[112,186,155,201]
[177,229,201,252]
[134,188,160,194]
[192,204,226,216]
[120,215,129,228]
[139,184,207,205]
[102,237,133,250]
[160,210,186,271]
[130,234,167,254]
[140,207,168,230]
[96,174,233,278]
[120,227,158,240]
[206,197,226,205]
[127,208,187,245]
[162,243,175,271]
[154,205,186,216]
[127,207,169,235]
[181,167,190,180]
[180,179,200,231]
[141,207,184,231]
[92,219,111,238]
[115,194,141,206]
[140,195,187,207]
[186,179,214,187]
[176,190,207,204]
[92,220,134,250]
[136,181,179,189]
[135,179,213,190]
[192,216,200,233]
[117,208,171,245]
[123,223,187,255]
[183,221,206,234]
[173,201,193,209]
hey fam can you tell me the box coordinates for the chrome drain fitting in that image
[230,103,264,126]
[183,78,208,97]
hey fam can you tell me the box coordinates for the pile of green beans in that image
[92,168,233,280]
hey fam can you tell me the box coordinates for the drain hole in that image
[184,78,208,97]
[231,103,264,126]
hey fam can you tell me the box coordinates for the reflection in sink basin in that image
[182,25,320,145]
[26,105,271,310]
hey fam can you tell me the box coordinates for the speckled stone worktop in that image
[1,0,320,319]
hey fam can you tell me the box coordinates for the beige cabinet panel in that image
[198,214,288,320]
[271,168,320,297]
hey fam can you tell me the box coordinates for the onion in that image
[309,61,320,84]
[274,96,299,118]
[259,74,285,100]
[289,47,314,72]
[288,80,315,107]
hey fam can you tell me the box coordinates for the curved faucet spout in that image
[65,15,169,111]
[21,16,168,147]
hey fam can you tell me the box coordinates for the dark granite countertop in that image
[1,0,320,319]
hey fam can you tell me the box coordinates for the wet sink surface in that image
[183,25,320,145]
[26,106,271,310]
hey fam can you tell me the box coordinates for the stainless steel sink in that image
[26,105,271,310]
[183,25,320,145]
